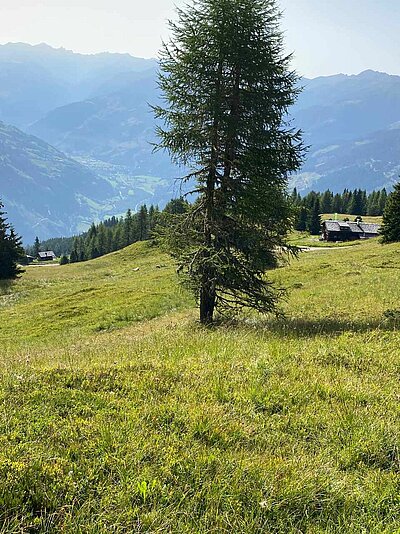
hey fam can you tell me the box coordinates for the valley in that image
[1,43,400,242]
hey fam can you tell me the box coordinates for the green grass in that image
[288,231,362,248]
[1,239,400,532]
[2,242,190,348]
[321,213,383,224]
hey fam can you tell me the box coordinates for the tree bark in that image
[200,283,216,325]
[199,58,223,325]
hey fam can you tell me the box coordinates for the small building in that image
[26,255,35,264]
[38,251,57,261]
[322,221,380,242]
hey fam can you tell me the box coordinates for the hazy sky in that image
[1,0,399,78]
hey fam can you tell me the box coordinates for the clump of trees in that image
[27,203,166,263]
[380,181,400,243]
[0,200,24,280]
[27,200,191,264]
[69,204,160,263]
[154,0,304,324]
[292,187,388,233]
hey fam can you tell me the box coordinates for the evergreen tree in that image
[349,189,366,215]
[303,191,319,210]
[96,223,107,256]
[33,236,40,258]
[164,198,190,215]
[308,198,322,235]
[137,205,149,241]
[113,224,125,251]
[379,188,388,215]
[342,189,351,213]
[87,223,97,241]
[367,191,379,216]
[123,209,134,246]
[76,236,86,262]
[59,255,69,265]
[320,190,333,213]
[361,190,368,215]
[105,227,113,254]
[295,205,308,231]
[381,181,400,243]
[332,193,342,214]
[87,237,100,259]
[0,200,24,279]
[69,249,78,263]
[290,188,302,207]
[154,0,304,324]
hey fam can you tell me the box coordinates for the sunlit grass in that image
[0,239,400,532]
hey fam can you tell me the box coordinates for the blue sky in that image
[280,0,400,77]
[0,0,398,78]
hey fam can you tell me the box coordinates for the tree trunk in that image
[198,57,223,325]
[200,283,216,325]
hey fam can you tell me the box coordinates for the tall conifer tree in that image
[308,198,322,235]
[154,0,304,324]
[137,205,149,241]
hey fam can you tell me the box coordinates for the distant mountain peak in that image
[357,69,392,78]
[0,41,154,62]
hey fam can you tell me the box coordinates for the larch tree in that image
[154,0,304,324]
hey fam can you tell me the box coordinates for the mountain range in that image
[294,70,400,192]
[0,42,399,242]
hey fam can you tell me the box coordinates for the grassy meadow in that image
[1,239,400,532]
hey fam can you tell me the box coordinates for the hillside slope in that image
[1,240,400,532]
[29,70,174,175]
[293,70,400,192]
[0,121,175,243]
[29,67,400,194]
[0,42,156,127]
[0,121,116,241]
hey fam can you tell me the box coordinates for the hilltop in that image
[1,239,400,532]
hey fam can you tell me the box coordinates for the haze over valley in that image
[1,42,400,241]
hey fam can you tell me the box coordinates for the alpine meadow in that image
[1,0,400,532]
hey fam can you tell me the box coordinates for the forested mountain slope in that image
[2,44,400,241]
[293,70,400,192]
[0,121,172,242]
[28,61,400,194]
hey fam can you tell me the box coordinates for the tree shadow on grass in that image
[216,315,399,339]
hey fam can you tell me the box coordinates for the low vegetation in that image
[288,231,361,248]
[1,238,400,532]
